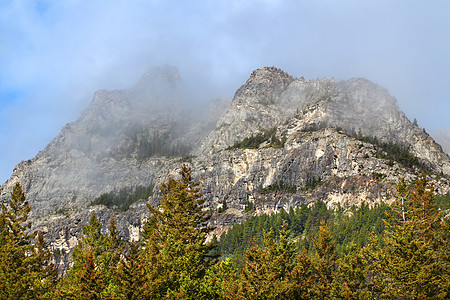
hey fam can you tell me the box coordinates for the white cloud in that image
[1,0,450,182]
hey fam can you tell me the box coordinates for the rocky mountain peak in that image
[233,66,295,105]
[200,67,450,177]
[127,65,183,107]
[248,66,294,82]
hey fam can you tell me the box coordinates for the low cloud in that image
[1,0,450,182]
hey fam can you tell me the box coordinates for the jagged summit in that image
[247,66,294,84]
[200,67,450,175]
[233,66,295,105]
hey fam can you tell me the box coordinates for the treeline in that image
[90,184,154,211]
[218,200,387,267]
[1,170,449,299]
[227,127,287,150]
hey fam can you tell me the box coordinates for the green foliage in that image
[120,125,191,159]
[219,200,388,267]
[310,222,342,298]
[259,180,297,194]
[0,183,58,299]
[373,174,450,298]
[139,165,219,299]
[90,184,154,211]
[237,223,299,299]
[116,243,144,300]
[57,213,125,298]
[6,169,446,298]
[219,174,448,298]
[435,192,450,211]
[227,128,287,150]
[244,201,254,212]
[217,200,228,213]
[372,172,386,181]
[338,243,372,298]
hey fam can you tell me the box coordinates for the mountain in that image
[1,66,449,265]
[1,66,228,216]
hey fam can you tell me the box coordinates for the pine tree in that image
[289,250,313,299]
[0,182,57,299]
[310,221,342,298]
[358,231,390,299]
[58,212,124,298]
[116,243,144,300]
[57,250,105,300]
[201,258,239,300]
[139,164,217,299]
[338,243,371,299]
[238,222,297,299]
[379,174,450,298]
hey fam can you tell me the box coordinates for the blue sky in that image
[1,0,450,183]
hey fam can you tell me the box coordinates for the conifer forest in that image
[0,165,449,299]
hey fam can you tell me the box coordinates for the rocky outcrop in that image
[1,66,450,266]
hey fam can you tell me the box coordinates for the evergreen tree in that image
[58,213,124,298]
[0,182,57,299]
[238,222,297,299]
[201,258,239,300]
[289,250,314,299]
[378,174,450,298]
[338,243,371,299]
[360,234,384,298]
[55,250,105,300]
[116,243,145,300]
[310,221,342,298]
[139,164,217,299]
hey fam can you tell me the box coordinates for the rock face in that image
[1,66,450,267]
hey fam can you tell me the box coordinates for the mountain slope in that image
[0,66,229,216]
